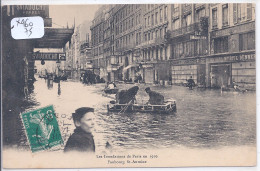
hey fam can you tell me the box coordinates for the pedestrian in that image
[186,76,195,89]
[145,87,164,105]
[64,107,95,153]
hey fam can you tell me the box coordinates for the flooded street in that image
[17,78,256,153]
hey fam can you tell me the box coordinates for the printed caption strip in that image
[21,105,63,153]
[11,16,44,39]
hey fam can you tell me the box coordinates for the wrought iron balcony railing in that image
[170,22,200,38]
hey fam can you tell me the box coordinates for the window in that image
[247,3,252,20]
[145,18,147,27]
[212,8,218,29]
[222,4,228,26]
[151,31,153,40]
[155,12,158,24]
[145,33,147,41]
[173,19,180,29]
[234,3,252,23]
[160,48,163,60]
[173,4,179,15]
[214,37,228,53]
[148,33,150,40]
[239,32,255,51]
[195,8,206,22]
[148,16,150,26]
[136,33,139,45]
[156,30,158,38]
[160,28,162,37]
[139,32,141,44]
[164,47,167,60]
[164,6,168,19]
[151,14,154,25]
[183,14,192,27]
[160,9,163,21]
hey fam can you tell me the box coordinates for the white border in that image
[1,0,259,171]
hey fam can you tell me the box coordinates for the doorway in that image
[210,64,231,88]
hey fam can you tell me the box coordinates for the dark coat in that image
[148,90,164,105]
[64,127,95,153]
[116,86,139,104]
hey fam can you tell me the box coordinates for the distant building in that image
[65,20,92,78]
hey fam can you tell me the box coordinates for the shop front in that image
[210,64,231,88]
[206,51,255,90]
[171,57,206,86]
[142,64,154,84]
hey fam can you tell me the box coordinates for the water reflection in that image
[58,82,61,95]
[47,79,53,89]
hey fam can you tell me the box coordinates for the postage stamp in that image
[21,105,63,153]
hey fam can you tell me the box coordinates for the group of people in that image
[115,86,164,105]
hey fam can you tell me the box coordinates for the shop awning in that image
[123,64,138,72]
[34,28,74,48]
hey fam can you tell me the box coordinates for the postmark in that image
[21,105,63,153]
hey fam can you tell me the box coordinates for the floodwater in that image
[12,78,256,152]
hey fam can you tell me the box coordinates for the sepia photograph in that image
[1,2,257,169]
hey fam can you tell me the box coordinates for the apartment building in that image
[139,4,172,84]
[207,3,255,89]
[169,4,210,86]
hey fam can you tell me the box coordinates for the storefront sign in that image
[208,53,255,63]
[190,35,207,40]
[32,53,66,61]
[172,58,206,65]
[142,64,153,68]
[15,5,49,18]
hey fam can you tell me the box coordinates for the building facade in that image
[90,6,106,77]
[90,3,255,89]
[140,4,172,84]
[169,4,210,86]
[207,3,255,89]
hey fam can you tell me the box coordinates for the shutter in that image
[233,4,237,23]
[247,3,252,20]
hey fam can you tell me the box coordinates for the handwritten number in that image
[29,27,33,37]
[15,18,34,37]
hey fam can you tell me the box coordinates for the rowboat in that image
[107,99,176,114]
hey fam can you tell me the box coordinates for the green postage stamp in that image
[21,105,63,153]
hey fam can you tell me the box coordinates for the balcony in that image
[116,42,136,52]
[155,37,166,45]
[170,22,200,38]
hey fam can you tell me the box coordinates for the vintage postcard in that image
[1,2,256,169]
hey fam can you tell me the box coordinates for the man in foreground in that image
[64,107,95,153]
